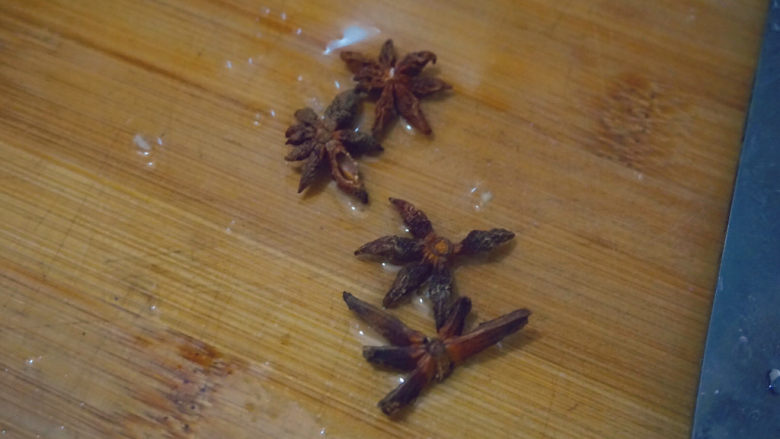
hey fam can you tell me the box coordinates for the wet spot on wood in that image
[178,339,221,371]
[118,329,247,438]
[588,72,688,172]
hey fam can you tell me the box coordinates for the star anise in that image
[355,198,515,329]
[343,291,530,415]
[340,39,451,137]
[285,89,382,203]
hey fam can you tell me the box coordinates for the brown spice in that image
[284,89,381,203]
[343,292,530,415]
[355,198,515,328]
[340,39,451,137]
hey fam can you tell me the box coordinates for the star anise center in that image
[424,337,454,381]
[315,127,332,144]
[423,235,454,267]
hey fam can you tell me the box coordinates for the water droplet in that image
[297,74,303,82]
[411,295,432,318]
[714,389,720,395]
[636,172,644,181]
[334,80,341,89]
[280,12,287,20]
[270,109,277,118]
[59,426,65,430]
[146,161,156,169]
[319,427,326,436]
[468,183,494,211]
[323,25,381,55]
[739,335,748,343]
[296,28,302,35]
[133,134,152,152]
[381,262,402,273]
[225,60,233,69]
[404,123,414,132]
[248,57,254,65]
[398,377,405,384]
[253,121,260,126]
[262,7,270,15]
[149,304,158,312]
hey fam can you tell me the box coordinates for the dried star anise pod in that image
[285,89,382,203]
[343,291,530,415]
[355,198,515,329]
[340,39,451,137]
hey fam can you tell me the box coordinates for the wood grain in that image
[0,0,767,437]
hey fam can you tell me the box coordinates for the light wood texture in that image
[0,1,767,437]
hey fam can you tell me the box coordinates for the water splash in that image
[323,25,380,55]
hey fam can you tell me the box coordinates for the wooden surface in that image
[0,1,768,437]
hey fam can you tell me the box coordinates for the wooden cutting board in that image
[0,1,767,437]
